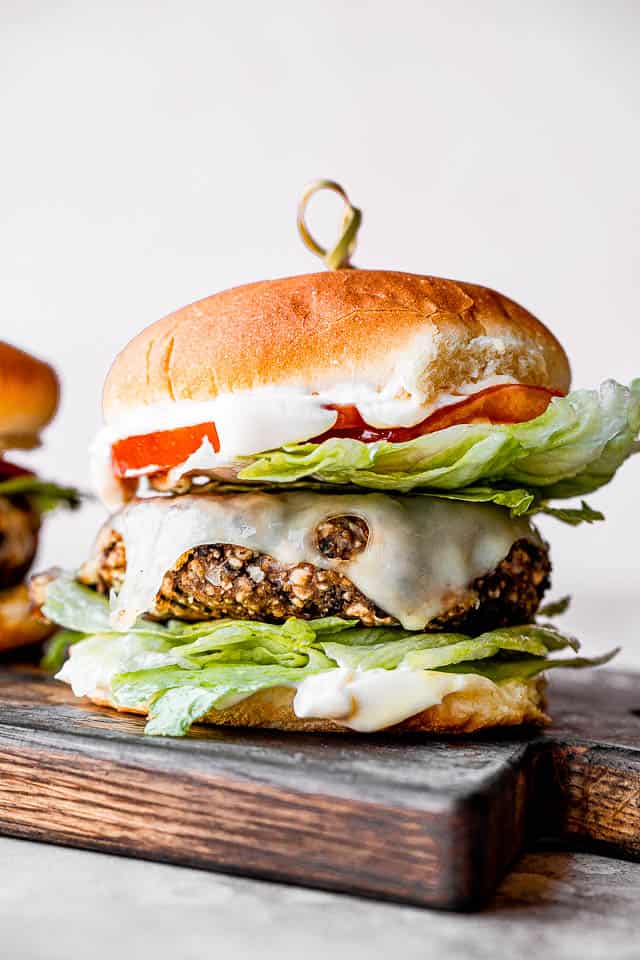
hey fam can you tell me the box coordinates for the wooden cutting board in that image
[0,662,638,910]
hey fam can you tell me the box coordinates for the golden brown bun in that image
[0,341,59,442]
[103,271,571,421]
[0,583,54,652]
[89,676,548,734]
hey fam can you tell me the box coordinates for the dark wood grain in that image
[0,664,638,909]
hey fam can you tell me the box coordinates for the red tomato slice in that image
[315,384,559,444]
[112,422,220,478]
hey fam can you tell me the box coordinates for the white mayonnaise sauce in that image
[91,376,518,508]
[109,491,538,631]
[292,667,484,731]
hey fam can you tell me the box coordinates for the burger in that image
[0,341,79,651]
[32,262,640,737]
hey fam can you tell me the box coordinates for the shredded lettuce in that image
[45,576,616,737]
[0,476,81,512]
[538,595,571,618]
[237,380,640,520]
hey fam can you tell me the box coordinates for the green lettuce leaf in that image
[238,380,640,510]
[320,633,465,670]
[41,629,85,672]
[103,632,615,735]
[145,688,223,736]
[439,649,619,682]
[112,649,334,736]
[0,476,82,512]
[113,650,332,709]
[45,577,616,737]
[505,380,640,493]
[538,595,571,618]
[538,501,604,526]
[321,624,578,671]
[402,625,575,670]
[405,485,537,515]
[41,577,355,661]
[43,576,166,636]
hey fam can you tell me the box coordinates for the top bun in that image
[103,271,570,421]
[0,341,59,442]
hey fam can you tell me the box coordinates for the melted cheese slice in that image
[110,491,539,630]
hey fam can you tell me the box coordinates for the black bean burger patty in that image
[77,518,551,632]
[0,495,40,590]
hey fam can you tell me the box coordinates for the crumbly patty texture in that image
[0,495,39,590]
[78,518,551,631]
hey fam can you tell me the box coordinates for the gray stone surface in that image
[1,837,639,959]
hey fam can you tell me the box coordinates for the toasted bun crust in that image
[103,271,570,421]
[89,676,548,734]
[0,583,54,652]
[0,341,59,439]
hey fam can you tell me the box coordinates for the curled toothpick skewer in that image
[297,179,362,270]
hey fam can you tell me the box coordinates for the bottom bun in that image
[0,583,54,652]
[89,675,548,734]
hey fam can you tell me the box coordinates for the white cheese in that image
[109,491,538,630]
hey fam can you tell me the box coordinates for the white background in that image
[1,1,638,659]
